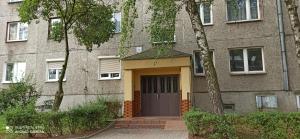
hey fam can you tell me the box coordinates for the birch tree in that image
[284,0,300,58]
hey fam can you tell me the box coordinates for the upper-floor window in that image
[229,48,264,74]
[193,50,214,76]
[112,12,121,33]
[2,62,26,83]
[48,18,61,39]
[7,22,28,42]
[227,0,260,21]
[98,56,121,80]
[199,3,213,25]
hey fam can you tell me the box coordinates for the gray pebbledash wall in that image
[0,0,299,112]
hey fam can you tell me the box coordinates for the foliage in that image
[35,99,120,137]
[18,0,115,111]
[148,0,177,45]
[0,78,40,114]
[184,109,237,139]
[120,0,138,57]
[184,109,300,139]
[0,115,6,134]
[4,102,41,137]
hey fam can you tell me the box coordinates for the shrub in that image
[40,111,67,136]
[184,109,237,139]
[246,112,288,139]
[4,102,40,137]
[0,78,40,114]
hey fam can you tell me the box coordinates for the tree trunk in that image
[284,0,300,58]
[185,0,224,115]
[52,24,70,111]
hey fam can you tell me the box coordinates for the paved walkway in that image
[90,128,188,139]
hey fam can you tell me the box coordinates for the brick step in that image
[115,123,165,129]
[115,120,166,125]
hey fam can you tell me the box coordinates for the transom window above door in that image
[229,47,265,74]
[7,22,28,42]
[227,0,260,22]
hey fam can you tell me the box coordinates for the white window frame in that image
[98,56,121,80]
[193,50,215,76]
[48,18,61,38]
[229,47,265,74]
[2,62,26,83]
[112,12,121,33]
[297,95,300,108]
[46,59,66,82]
[226,0,261,22]
[199,3,213,25]
[7,22,28,42]
[256,95,278,109]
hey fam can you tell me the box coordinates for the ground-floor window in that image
[98,56,121,80]
[193,50,214,76]
[229,47,265,74]
[2,62,26,83]
[296,95,300,108]
[46,59,65,82]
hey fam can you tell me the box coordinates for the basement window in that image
[256,95,278,109]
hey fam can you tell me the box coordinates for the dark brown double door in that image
[141,75,180,116]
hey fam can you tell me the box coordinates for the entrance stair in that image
[114,117,187,130]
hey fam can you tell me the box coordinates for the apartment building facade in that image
[0,0,300,117]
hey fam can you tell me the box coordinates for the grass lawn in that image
[0,115,6,133]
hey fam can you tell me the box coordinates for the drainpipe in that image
[276,0,290,91]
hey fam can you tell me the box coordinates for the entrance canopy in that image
[122,47,192,118]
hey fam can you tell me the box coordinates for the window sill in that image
[230,71,266,76]
[98,78,121,81]
[226,19,262,24]
[45,80,66,83]
[194,73,205,77]
[8,1,23,4]
[6,40,28,43]
[1,81,13,84]
[203,23,213,26]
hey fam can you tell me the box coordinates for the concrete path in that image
[90,128,188,139]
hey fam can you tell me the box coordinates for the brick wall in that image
[180,99,190,116]
[133,91,141,116]
[124,101,133,118]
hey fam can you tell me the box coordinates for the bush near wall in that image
[6,98,121,137]
[184,109,300,139]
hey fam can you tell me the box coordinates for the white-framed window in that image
[226,0,260,21]
[199,3,213,25]
[112,12,121,33]
[48,18,61,38]
[46,59,66,82]
[7,22,28,42]
[229,47,265,74]
[193,50,215,76]
[8,0,23,3]
[2,62,26,83]
[256,95,278,109]
[296,95,300,108]
[98,56,121,80]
